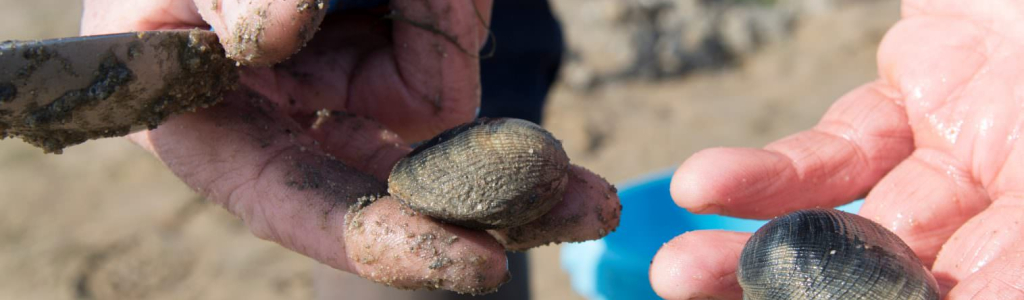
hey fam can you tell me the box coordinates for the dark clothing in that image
[477,0,565,125]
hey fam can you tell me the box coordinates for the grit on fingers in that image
[195,0,329,65]
[276,98,626,289]
[134,89,510,293]
[344,197,509,294]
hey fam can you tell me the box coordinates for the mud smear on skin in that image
[217,88,388,225]
[216,88,290,149]
[226,0,328,66]
[345,198,509,295]
[295,0,328,51]
[301,109,409,181]
[228,4,271,65]
[285,153,387,229]
[341,118,620,292]
[277,110,395,223]
[0,0,904,299]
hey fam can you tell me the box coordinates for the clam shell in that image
[738,209,939,300]
[387,118,570,229]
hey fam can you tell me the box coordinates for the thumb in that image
[197,0,329,66]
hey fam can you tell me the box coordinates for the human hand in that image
[650,0,1024,298]
[80,0,621,294]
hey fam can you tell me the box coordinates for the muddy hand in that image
[81,0,620,294]
[650,0,1024,299]
[85,0,324,66]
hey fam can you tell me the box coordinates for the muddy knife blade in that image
[0,29,238,154]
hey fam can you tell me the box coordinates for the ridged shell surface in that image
[738,209,939,300]
[388,118,570,229]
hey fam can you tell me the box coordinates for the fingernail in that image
[692,203,723,215]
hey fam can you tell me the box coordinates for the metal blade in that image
[0,29,238,153]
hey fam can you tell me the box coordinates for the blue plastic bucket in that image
[560,169,864,300]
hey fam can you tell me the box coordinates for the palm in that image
[652,0,1024,298]
[240,7,486,143]
[871,1,1024,294]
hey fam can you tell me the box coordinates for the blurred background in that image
[0,0,898,299]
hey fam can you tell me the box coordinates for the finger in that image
[345,0,493,141]
[929,196,1024,294]
[857,149,990,267]
[195,0,328,65]
[304,111,623,252]
[876,16,988,125]
[131,88,508,293]
[134,88,383,269]
[649,230,749,300]
[345,197,509,294]
[273,100,512,293]
[945,230,1024,299]
[81,0,206,34]
[902,0,1023,30]
[238,0,493,142]
[671,81,913,219]
[487,165,622,251]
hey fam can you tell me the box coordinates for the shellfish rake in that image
[0,30,238,154]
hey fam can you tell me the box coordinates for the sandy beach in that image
[0,0,899,299]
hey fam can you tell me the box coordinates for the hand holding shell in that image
[62,0,620,295]
[738,209,939,300]
[383,117,621,249]
[343,116,621,293]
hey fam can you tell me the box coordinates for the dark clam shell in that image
[387,118,570,229]
[738,209,939,300]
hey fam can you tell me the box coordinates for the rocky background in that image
[557,0,859,87]
[546,0,898,184]
[0,0,899,299]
